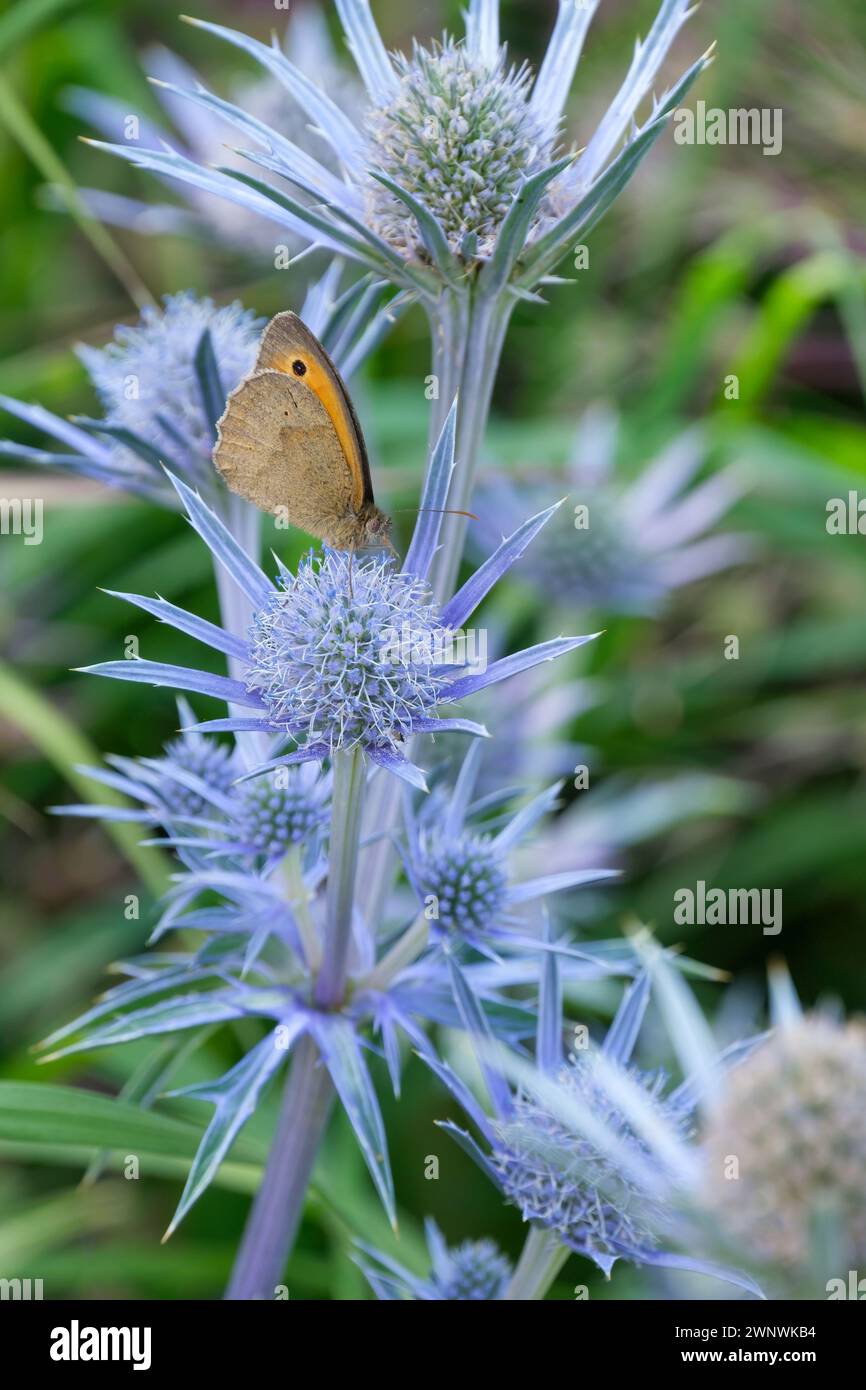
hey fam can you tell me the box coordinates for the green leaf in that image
[0,660,171,897]
[0,1080,260,1164]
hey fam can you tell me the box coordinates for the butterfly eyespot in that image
[292,359,307,377]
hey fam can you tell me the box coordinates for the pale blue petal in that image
[101,590,248,663]
[507,867,620,903]
[442,500,565,630]
[465,0,499,65]
[335,0,399,104]
[403,399,458,580]
[529,1,601,139]
[166,472,272,608]
[78,660,262,708]
[443,634,599,701]
[182,17,366,165]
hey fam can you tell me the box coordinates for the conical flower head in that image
[702,1016,866,1282]
[236,771,326,855]
[155,730,237,820]
[430,1238,512,1300]
[246,549,453,753]
[417,831,509,938]
[76,292,262,489]
[365,37,553,258]
[492,1053,686,1265]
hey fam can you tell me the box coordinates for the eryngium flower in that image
[358,1218,512,1300]
[246,551,452,750]
[83,3,710,291]
[364,37,550,257]
[474,406,751,615]
[492,1053,686,1267]
[58,701,328,869]
[80,416,596,788]
[77,293,261,493]
[701,1015,866,1282]
[404,742,616,950]
[417,834,509,937]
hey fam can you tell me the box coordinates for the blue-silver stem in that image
[315,745,367,1007]
[504,1225,569,1300]
[358,286,513,927]
[225,1035,333,1300]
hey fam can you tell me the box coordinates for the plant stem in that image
[225,1035,333,1300]
[503,1225,569,1300]
[315,746,367,1007]
[213,495,264,770]
[357,287,513,927]
[428,288,514,603]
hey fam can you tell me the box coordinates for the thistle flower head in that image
[492,1053,685,1265]
[702,1016,866,1278]
[236,771,327,855]
[357,1218,511,1301]
[428,1237,511,1300]
[417,831,509,938]
[246,549,452,754]
[475,410,750,615]
[155,730,238,821]
[76,292,262,490]
[365,37,553,258]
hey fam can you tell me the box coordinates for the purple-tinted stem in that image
[225,1035,333,1300]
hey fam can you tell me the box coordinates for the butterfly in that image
[214,312,392,551]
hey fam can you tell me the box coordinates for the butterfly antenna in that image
[393,507,479,521]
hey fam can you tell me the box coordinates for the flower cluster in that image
[364,37,552,258]
[701,1014,866,1290]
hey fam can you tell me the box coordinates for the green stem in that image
[315,746,367,1007]
[503,1225,569,1300]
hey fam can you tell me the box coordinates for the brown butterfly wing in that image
[214,369,356,542]
[253,311,374,511]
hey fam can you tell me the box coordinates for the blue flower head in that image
[431,950,767,1295]
[81,405,598,790]
[492,1051,688,1267]
[76,292,262,493]
[60,699,328,870]
[404,741,616,952]
[246,549,452,753]
[358,1218,512,1301]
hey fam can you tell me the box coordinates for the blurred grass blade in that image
[0,76,154,310]
[0,659,170,895]
[0,0,82,53]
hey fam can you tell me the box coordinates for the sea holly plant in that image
[40,401,634,1300]
[423,936,769,1300]
[61,7,363,256]
[78,0,712,599]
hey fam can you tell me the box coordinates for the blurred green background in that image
[1,0,865,1299]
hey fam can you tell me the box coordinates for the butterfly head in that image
[361,504,392,545]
